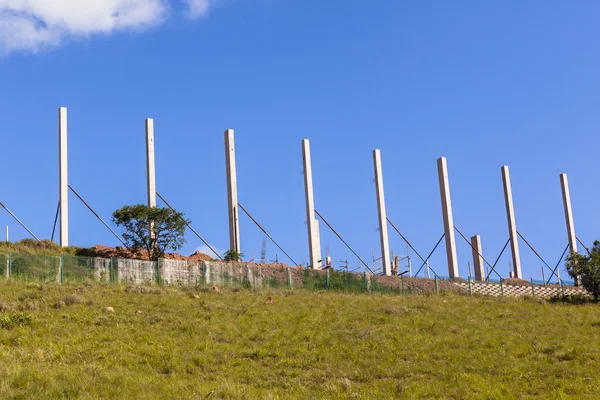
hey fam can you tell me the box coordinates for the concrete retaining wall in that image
[453,280,587,298]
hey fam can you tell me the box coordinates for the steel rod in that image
[68,185,127,247]
[413,234,444,279]
[576,236,591,255]
[454,226,496,271]
[0,202,40,241]
[51,201,60,242]
[545,244,569,285]
[155,191,223,260]
[386,217,428,265]
[237,203,298,266]
[313,209,374,274]
[485,238,510,281]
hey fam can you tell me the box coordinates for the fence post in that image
[8,252,11,279]
[60,254,64,283]
[156,259,161,285]
[561,281,566,298]
[434,276,439,294]
[287,267,292,289]
[363,272,369,292]
[245,264,250,286]
[500,279,504,298]
[468,276,472,296]
[326,268,330,289]
[201,261,207,285]
[530,278,535,297]
[109,258,114,282]
[401,275,405,295]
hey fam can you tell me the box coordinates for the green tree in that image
[112,204,189,261]
[223,249,244,262]
[566,241,600,301]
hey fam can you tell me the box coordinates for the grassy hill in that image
[0,239,96,257]
[0,281,599,399]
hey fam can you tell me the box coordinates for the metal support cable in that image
[453,226,498,272]
[68,185,127,247]
[576,236,591,255]
[237,203,298,266]
[386,217,428,265]
[51,201,60,242]
[155,191,223,260]
[0,202,40,241]
[413,234,444,279]
[516,231,553,272]
[313,209,374,274]
[485,238,510,281]
[546,244,569,285]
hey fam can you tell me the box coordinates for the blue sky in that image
[1,1,599,281]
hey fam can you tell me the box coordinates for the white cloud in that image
[0,0,221,54]
[186,0,213,18]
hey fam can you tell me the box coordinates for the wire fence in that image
[0,252,585,298]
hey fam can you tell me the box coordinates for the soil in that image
[92,245,213,262]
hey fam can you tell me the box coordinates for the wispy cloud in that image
[186,0,215,18]
[0,0,221,54]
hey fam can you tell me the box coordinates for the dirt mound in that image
[92,245,213,262]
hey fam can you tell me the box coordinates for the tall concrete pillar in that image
[225,129,240,253]
[145,118,157,208]
[560,173,580,285]
[437,157,459,279]
[373,149,391,276]
[302,139,322,269]
[59,107,69,247]
[501,166,522,279]
[471,235,485,281]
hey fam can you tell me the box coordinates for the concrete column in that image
[471,235,485,281]
[373,149,391,276]
[302,139,322,269]
[437,157,459,279]
[145,118,157,208]
[560,173,580,285]
[501,166,522,279]
[59,107,69,247]
[225,129,240,253]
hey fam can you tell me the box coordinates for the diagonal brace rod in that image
[0,202,40,242]
[413,234,444,279]
[314,209,373,274]
[454,226,497,272]
[386,217,429,266]
[68,185,127,247]
[485,238,510,281]
[545,244,569,285]
[156,191,223,260]
[237,203,298,266]
[517,231,553,272]
[576,236,591,255]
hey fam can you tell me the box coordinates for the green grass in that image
[0,239,97,257]
[0,281,599,399]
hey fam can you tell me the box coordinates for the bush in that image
[0,312,32,329]
[566,240,600,301]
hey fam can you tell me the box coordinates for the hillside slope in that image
[0,282,599,399]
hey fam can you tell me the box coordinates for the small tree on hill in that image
[566,241,600,301]
[112,204,189,261]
